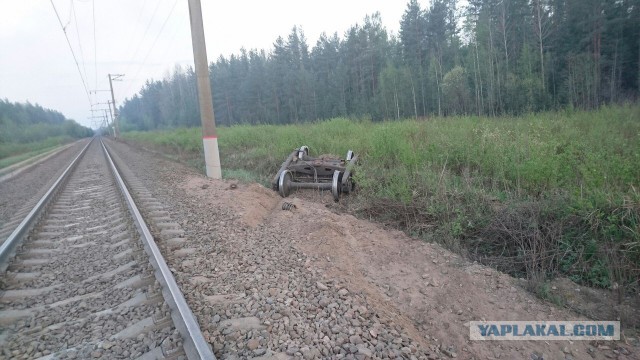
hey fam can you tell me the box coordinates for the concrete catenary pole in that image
[103,109,115,137]
[107,100,114,124]
[108,74,123,138]
[187,0,222,179]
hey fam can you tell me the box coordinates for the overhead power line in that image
[121,0,164,82]
[92,0,98,92]
[124,0,179,96]
[70,1,90,101]
[50,0,93,107]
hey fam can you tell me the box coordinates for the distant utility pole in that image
[107,100,114,124]
[96,101,114,126]
[90,114,108,135]
[108,74,124,138]
[104,110,114,136]
[187,0,222,179]
[96,101,115,132]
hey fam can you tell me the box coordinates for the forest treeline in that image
[120,0,640,129]
[0,99,93,144]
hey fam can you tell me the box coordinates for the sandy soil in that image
[181,176,639,360]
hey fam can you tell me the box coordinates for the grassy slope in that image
[0,136,73,169]
[122,105,640,291]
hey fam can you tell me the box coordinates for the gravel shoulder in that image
[106,139,639,360]
[0,139,90,238]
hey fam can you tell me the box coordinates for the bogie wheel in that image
[332,170,342,202]
[346,150,354,161]
[342,177,355,194]
[298,146,309,160]
[278,170,293,198]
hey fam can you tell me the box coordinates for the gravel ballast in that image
[0,141,184,360]
[0,140,89,243]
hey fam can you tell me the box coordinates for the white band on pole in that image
[202,137,222,179]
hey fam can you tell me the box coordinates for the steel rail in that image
[0,138,93,272]
[100,139,215,360]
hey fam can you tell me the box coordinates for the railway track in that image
[0,139,214,360]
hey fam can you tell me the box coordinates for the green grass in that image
[122,104,640,291]
[0,137,73,169]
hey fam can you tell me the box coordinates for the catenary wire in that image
[123,0,179,97]
[71,0,90,102]
[92,0,98,92]
[50,0,93,107]
[120,0,164,86]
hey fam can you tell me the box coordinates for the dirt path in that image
[107,139,639,360]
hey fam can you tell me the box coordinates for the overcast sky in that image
[0,0,430,128]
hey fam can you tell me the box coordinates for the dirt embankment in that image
[106,138,638,359]
[181,174,639,360]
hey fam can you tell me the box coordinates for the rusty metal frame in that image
[273,146,358,201]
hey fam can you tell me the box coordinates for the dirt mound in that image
[182,177,280,228]
[273,197,639,359]
[183,177,639,359]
